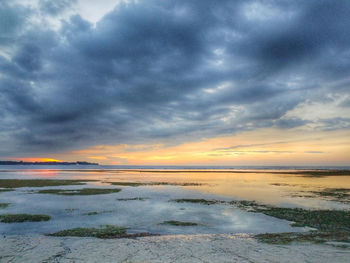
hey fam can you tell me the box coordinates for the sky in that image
[0,0,349,165]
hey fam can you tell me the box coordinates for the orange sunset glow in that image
[8,158,62,163]
[54,128,350,166]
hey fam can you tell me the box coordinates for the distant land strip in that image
[0,161,98,165]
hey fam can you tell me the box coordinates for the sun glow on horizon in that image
[55,128,350,166]
[7,158,63,163]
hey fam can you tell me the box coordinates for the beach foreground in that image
[1,233,349,263]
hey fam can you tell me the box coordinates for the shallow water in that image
[0,167,349,236]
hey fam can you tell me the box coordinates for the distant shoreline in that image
[0,161,98,165]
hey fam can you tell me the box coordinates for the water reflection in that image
[0,168,349,235]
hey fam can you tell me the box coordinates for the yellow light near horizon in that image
[9,158,62,162]
[40,158,62,162]
[57,128,350,166]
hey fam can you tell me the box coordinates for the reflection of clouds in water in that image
[0,185,302,235]
[0,169,349,235]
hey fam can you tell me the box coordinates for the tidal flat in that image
[0,167,349,261]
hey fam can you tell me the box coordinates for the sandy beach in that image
[1,233,350,263]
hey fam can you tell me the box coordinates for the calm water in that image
[0,166,349,236]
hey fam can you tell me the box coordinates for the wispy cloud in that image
[213,141,291,151]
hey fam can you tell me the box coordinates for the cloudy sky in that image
[0,0,349,165]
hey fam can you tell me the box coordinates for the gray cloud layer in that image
[0,0,349,156]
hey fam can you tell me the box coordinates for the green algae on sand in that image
[308,188,350,203]
[48,225,159,239]
[237,201,350,244]
[160,220,198,226]
[271,184,350,203]
[255,231,350,245]
[0,188,14,193]
[0,214,51,223]
[48,225,126,238]
[0,203,10,209]
[116,197,149,201]
[170,197,350,244]
[82,210,114,215]
[0,179,95,188]
[235,201,350,232]
[171,198,350,231]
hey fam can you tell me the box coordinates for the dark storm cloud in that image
[39,0,77,16]
[0,0,349,156]
[0,1,29,46]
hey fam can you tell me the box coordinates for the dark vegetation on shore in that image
[48,225,126,238]
[247,204,350,232]
[0,203,10,208]
[271,184,350,204]
[309,188,350,203]
[0,188,14,192]
[160,220,198,226]
[171,198,350,231]
[171,198,350,244]
[116,197,149,201]
[36,188,121,195]
[0,214,51,223]
[82,210,114,215]
[255,231,350,245]
[289,170,350,177]
[300,188,350,204]
[48,225,159,239]
[83,212,99,215]
[0,179,94,188]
